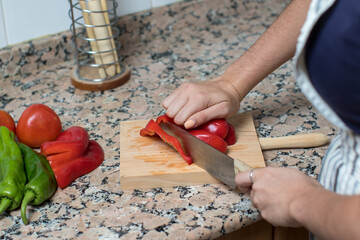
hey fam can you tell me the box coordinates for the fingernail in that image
[184,118,196,129]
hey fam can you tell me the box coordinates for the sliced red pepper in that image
[40,126,104,188]
[188,129,228,153]
[51,140,104,189]
[140,120,193,164]
[155,114,186,130]
[155,114,175,125]
[196,119,229,139]
[224,123,236,145]
[140,116,237,164]
[40,126,89,164]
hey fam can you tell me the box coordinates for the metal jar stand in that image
[68,0,130,91]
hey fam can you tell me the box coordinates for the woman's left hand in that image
[235,167,323,227]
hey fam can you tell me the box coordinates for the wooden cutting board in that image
[119,112,265,190]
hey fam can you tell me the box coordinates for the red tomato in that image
[16,104,62,148]
[188,129,228,153]
[0,110,16,133]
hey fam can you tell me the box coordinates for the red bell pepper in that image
[41,126,104,188]
[197,119,229,139]
[188,129,228,153]
[140,115,237,164]
[40,126,89,164]
[155,114,175,125]
[140,120,192,164]
[51,140,104,188]
[224,123,236,145]
[196,118,236,146]
[155,114,186,130]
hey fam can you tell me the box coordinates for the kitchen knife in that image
[159,122,252,189]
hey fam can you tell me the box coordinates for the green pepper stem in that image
[0,198,12,214]
[21,191,35,225]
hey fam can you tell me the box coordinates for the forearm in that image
[221,0,311,100]
[161,0,312,126]
[291,187,360,239]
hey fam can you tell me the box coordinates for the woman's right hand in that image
[162,77,242,129]
[236,167,324,227]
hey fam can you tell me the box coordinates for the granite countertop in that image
[0,0,335,239]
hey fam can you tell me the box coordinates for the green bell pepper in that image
[18,143,57,224]
[0,126,27,214]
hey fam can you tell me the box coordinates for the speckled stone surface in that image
[0,0,335,239]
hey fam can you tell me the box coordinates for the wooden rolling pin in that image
[79,0,106,78]
[80,0,119,78]
[234,133,330,172]
[258,133,330,150]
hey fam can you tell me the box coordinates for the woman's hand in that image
[162,77,241,128]
[235,167,323,227]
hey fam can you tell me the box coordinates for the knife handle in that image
[234,158,253,174]
[232,133,329,176]
[258,133,329,151]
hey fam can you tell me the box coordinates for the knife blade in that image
[159,122,253,189]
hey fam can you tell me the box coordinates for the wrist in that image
[216,75,243,103]
[219,59,266,102]
[289,183,326,226]
[217,71,251,103]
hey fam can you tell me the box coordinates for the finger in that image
[173,105,204,127]
[165,95,189,119]
[194,102,230,123]
[182,102,230,129]
[172,97,209,126]
[238,185,252,194]
[235,170,253,192]
[250,190,258,208]
[162,87,182,109]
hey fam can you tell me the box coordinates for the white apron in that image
[294,0,360,195]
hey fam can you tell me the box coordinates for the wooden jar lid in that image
[70,64,131,91]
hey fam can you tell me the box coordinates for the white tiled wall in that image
[0,0,182,49]
[116,0,152,17]
[151,0,180,8]
[2,0,71,47]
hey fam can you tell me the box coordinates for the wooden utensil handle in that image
[79,0,106,79]
[258,133,329,151]
[234,158,253,174]
[87,0,117,77]
[233,133,330,174]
